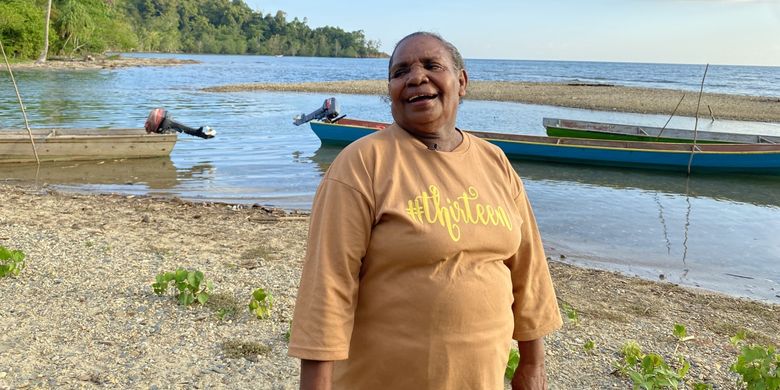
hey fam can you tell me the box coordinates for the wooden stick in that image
[687,64,709,175]
[707,105,715,122]
[0,39,40,164]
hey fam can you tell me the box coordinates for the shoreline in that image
[2,57,199,71]
[203,79,780,123]
[0,183,777,389]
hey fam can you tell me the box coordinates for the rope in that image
[687,64,709,175]
[0,39,40,164]
[656,93,685,141]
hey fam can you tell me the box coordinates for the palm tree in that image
[36,0,52,64]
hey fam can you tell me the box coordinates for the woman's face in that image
[388,35,467,135]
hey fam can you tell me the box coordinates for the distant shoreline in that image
[204,80,780,123]
[2,56,199,71]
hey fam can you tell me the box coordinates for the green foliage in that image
[54,0,138,56]
[673,323,694,342]
[120,0,384,56]
[0,0,44,60]
[1,0,382,58]
[615,340,691,389]
[505,348,520,381]
[248,287,273,319]
[0,246,26,277]
[731,330,748,346]
[584,339,596,354]
[730,341,780,390]
[561,302,580,325]
[692,384,713,390]
[152,268,213,306]
[673,324,687,341]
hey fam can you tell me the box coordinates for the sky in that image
[243,0,780,66]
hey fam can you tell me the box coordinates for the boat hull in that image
[543,118,780,144]
[0,128,176,163]
[310,120,780,174]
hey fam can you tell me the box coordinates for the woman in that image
[288,32,562,390]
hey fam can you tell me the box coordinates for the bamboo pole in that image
[687,64,709,175]
[0,40,40,164]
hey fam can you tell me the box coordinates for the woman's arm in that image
[511,338,548,390]
[300,360,334,390]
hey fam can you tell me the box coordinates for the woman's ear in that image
[459,69,468,97]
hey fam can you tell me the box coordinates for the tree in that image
[36,0,52,63]
[0,0,44,60]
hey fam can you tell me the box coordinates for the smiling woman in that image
[387,32,468,152]
[287,31,562,390]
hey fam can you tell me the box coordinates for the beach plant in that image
[151,268,213,306]
[730,330,748,346]
[505,348,520,380]
[0,246,25,277]
[248,288,273,319]
[729,338,780,390]
[583,339,596,354]
[615,340,691,389]
[561,302,580,326]
[673,323,694,343]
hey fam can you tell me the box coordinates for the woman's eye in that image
[391,69,407,78]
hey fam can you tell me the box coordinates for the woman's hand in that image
[511,338,548,390]
[510,363,547,390]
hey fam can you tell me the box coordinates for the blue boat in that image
[294,99,780,174]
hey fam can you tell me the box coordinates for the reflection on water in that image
[0,157,177,189]
[511,160,780,209]
[509,160,780,303]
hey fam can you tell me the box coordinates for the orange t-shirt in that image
[289,124,562,389]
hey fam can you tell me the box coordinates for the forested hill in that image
[0,0,386,61]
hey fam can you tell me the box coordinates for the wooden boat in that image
[307,118,780,174]
[0,128,176,163]
[543,117,780,144]
[0,108,216,164]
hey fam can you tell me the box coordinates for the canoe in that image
[307,118,780,174]
[309,145,780,207]
[543,117,780,144]
[0,128,176,163]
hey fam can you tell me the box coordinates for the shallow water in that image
[1,55,779,302]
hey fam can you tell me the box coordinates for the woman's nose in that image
[405,65,428,85]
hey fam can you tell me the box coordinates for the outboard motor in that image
[293,98,341,126]
[145,108,216,139]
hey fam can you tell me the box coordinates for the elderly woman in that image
[288,32,562,389]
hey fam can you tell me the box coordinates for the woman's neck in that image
[401,126,463,152]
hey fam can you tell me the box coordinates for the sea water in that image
[1,54,778,302]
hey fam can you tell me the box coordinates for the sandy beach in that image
[0,184,777,389]
[1,57,778,388]
[204,79,780,123]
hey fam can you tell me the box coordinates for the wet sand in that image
[204,80,780,122]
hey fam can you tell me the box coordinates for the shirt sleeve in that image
[287,177,373,361]
[504,178,562,341]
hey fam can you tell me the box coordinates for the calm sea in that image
[2,54,779,303]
